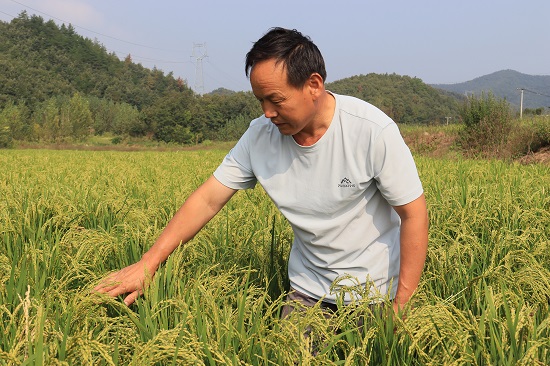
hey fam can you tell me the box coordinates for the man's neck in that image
[293,91,336,146]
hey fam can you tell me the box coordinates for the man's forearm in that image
[393,195,429,309]
[394,220,428,307]
[141,176,236,269]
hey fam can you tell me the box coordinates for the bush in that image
[501,116,550,158]
[459,92,513,157]
[534,115,550,145]
[156,124,197,145]
[0,125,13,148]
[214,114,251,141]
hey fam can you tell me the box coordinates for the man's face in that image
[249,59,317,136]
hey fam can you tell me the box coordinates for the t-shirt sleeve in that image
[372,123,423,206]
[213,127,258,190]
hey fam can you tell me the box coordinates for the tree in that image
[0,101,29,140]
[88,97,115,134]
[36,97,61,142]
[327,73,461,124]
[0,106,14,148]
[67,92,93,140]
[112,102,145,136]
[144,91,195,143]
[0,13,194,129]
[459,92,513,155]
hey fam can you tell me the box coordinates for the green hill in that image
[0,11,190,110]
[0,12,263,144]
[327,74,461,124]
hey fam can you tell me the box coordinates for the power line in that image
[4,1,195,66]
[517,87,550,119]
[8,0,182,53]
[3,1,246,92]
[206,59,247,89]
[109,49,194,65]
[521,88,550,99]
[1,7,192,66]
[0,9,18,18]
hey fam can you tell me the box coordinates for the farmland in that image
[1,148,549,365]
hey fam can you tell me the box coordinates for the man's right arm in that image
[93,175,237,305]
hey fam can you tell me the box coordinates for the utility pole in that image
[445,116,452,125]
[191,43,208,95]
[517,88,524,119]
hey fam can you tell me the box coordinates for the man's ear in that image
[306,73,324,99]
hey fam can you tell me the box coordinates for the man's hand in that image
[392,299,403,316]
[93,258,158,306]
[93,176,237,306]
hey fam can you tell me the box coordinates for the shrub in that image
[214,114,251,141]
[156,124,197,144]
[0,125,13,148]
[504,115,550,158]
[459,92,513,157]
[533,115,550,146]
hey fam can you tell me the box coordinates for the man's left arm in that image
[392,193,429,314]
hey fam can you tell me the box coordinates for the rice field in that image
[1,148,549,365]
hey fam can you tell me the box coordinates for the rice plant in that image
[1,149,548,365]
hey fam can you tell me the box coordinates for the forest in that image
[0,12,462,147]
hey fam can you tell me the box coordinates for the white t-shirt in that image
[213,93,423,304]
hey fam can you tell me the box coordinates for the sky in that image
[1,0,549,94]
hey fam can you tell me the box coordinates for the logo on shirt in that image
[338,177,356,188]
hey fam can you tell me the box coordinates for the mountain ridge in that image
[431,70,550,110]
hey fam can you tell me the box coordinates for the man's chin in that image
[273,123,293,135]
[278,128,295,136]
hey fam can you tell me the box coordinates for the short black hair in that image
[245,27,327,88]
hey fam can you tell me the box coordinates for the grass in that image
[1,149,549,364]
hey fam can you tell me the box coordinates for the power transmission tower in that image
[191,43,208,95]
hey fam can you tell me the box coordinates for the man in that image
[95,27,428,317]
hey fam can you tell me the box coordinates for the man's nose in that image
[264,108,278,118]
[262,101,278,119]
